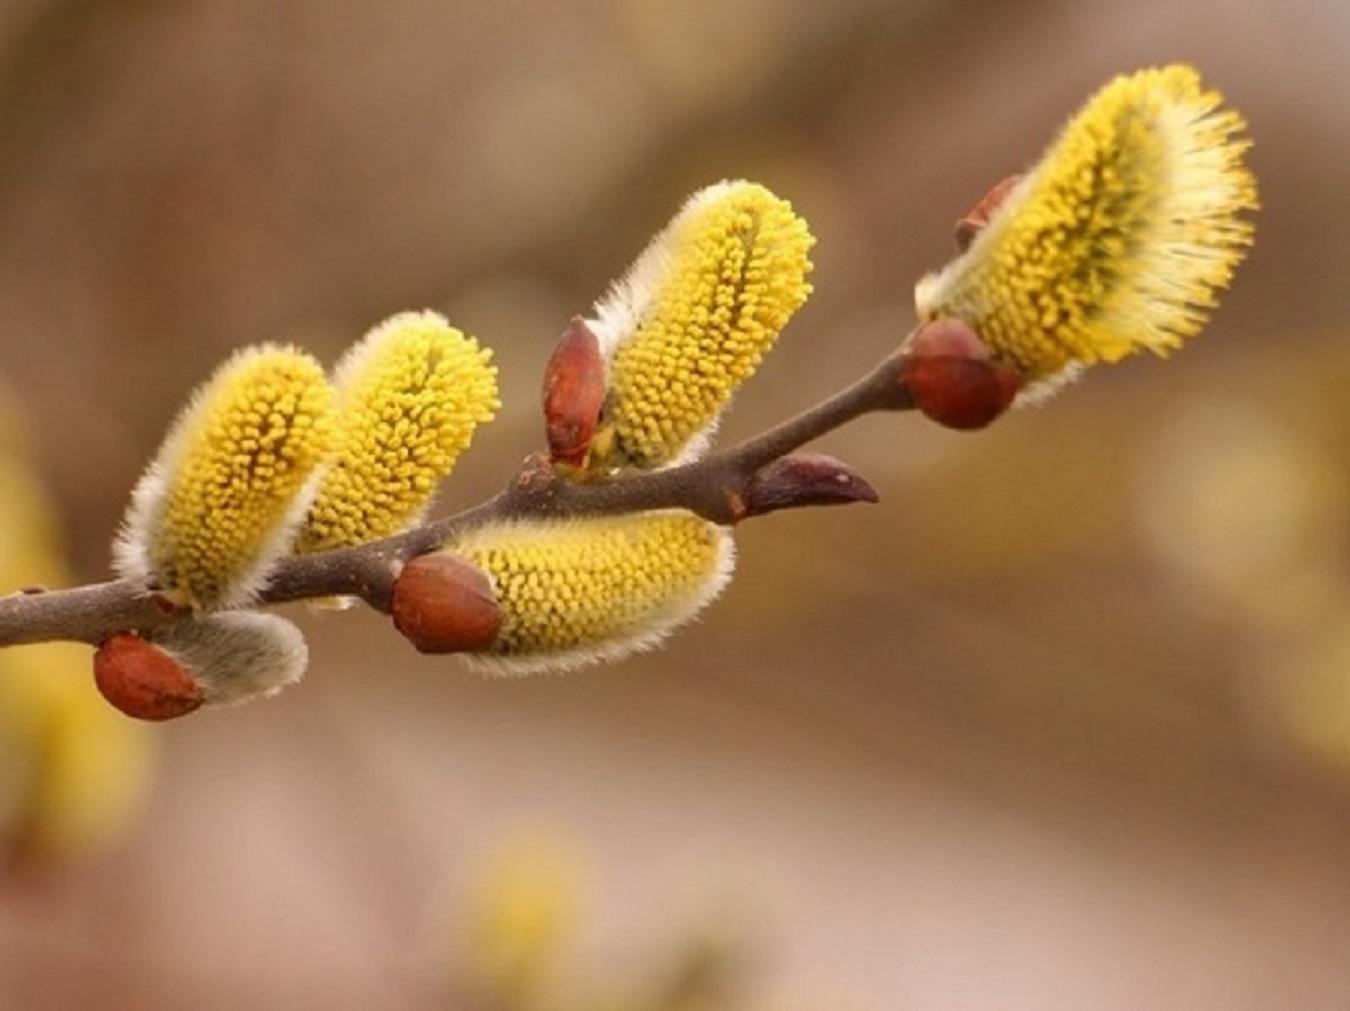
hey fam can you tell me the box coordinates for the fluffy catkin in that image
[114,345,335,609]
[451,511,735,674]
[298,311,499,552]
[154,611,309,707]
[915,64,1257,396]
[587,180,814,469]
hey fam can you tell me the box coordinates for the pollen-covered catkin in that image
[914,64,1257,394]
[114,345,335,609]
[587,180,814,469]
[451,511,735,674]
[298,311,499,552]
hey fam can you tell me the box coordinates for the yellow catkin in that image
[589,181,814,469]
[116,345,335,608]
[915,64,1257,387]
[297,311,499,552]
[453,511,734,673]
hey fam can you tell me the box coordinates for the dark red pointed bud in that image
[392,552,503,655]
[742,453,879,519]
[901,318,1021,430]
[94,631,203,721]
[954,174,1022,252]
[542,317,606,467]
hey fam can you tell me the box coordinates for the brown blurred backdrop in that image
[2,0,1350,1007]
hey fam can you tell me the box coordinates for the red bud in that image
[743,454,878,519]
[954,174,1022,252]
[94,631,203,721]
[392,552,503,655]
[901,318,1021,430]
[542,317,606,467]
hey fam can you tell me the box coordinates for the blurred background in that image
[1,0,1348,1007]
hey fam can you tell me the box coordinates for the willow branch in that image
[0,349,913,648]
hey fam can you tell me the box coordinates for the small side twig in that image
[0,348,913,649]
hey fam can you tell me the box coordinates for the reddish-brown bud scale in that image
[954,174,1022,252]
[902,318,1021,430]
[94,631,203,721]
[744,453,879,519]
[391,552,503,655]
[542,317,606,467]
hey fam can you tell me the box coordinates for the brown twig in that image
[0,348,913,649]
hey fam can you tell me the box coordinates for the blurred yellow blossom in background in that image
[0,392,152,865]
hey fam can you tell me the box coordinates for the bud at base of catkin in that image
[94,633,203,722]
[901,318,1021,430]
[391,552,503,655]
